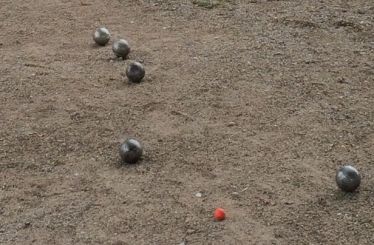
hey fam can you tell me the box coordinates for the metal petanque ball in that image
[126,62,145,83]
[112,39,131,59]
[119,139,143,164]
[336,165,361,192]
[93,27,111,46]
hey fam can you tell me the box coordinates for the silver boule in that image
[119,138,143,164]
[93,27,111,46]
[336,165,361,192]
[126,61,145,83]
[112,39,130,59]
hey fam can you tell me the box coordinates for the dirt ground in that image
[1,0,373,244]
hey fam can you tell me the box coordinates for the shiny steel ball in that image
[112,39,130,59]
[336,165,361,192]
[126,62,145,83]
[93,27,111,46]
[119,139,143,164]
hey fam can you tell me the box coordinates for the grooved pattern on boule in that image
[93,27,110,46]
[335,165,361,192]
[119,139,143,164]
[126,62,145,83]
[112,39,130,59]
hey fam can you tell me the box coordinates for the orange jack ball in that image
[214,208,226,221]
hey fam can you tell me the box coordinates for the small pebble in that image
[357,9,366,14]
[195,192,202,198]
[227,122,236,127]
[23,222,31,228]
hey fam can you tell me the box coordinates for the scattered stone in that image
[357,9,366,14]
[23,222,31,228]
[337,77,349,84]
[227,122,236,127]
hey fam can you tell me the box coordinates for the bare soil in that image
[1,0,374,244]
